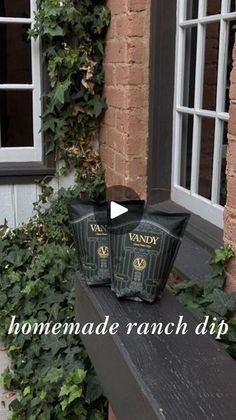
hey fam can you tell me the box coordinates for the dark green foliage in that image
[0,185,107,419]
[0,1,110,417]
[169,245,236,358]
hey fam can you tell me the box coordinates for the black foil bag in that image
[68,199,110,285]
[110,205,189,302]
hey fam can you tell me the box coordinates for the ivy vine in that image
[169,245,236,359]
[30,0,110,185]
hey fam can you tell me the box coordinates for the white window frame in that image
[0,0,42,163]
[172,0,236,228]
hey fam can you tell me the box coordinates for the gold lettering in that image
[129,232,159,245]
[152,237,158,245]
[90,224,107,233]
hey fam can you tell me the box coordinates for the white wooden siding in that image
[14,184,39,226]
[0,170,76,229]
[0,184,39,228]
[0,185,15,227]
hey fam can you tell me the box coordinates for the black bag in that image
[68,199,110,285]
[110,206,189,302]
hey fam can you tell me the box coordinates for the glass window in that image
[172,0,236,228]
[0,0,42,162]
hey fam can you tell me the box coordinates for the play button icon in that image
[110,201,128,219]
[106,185,145,233]
[93,185,145,233]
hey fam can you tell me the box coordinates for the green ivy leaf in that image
[228,316,236,326]
[45,367,63,384]
[53,80,71,107]
[69,368,87,385]
[39,390,47,400]
[23,386,31,397]
[89,409,107,420]
[68,385,82,404]
[210,245,234,278]
[74,405,87,419]
[89,95,106,117]
[203,275,225,296]
[44,25,64,37]
[85,376,103,403]
[208,290,236,317]
[211,245,234,265]
[225,324,236,343]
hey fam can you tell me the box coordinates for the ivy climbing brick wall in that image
[99,0,150,199]
[224,34,236,292]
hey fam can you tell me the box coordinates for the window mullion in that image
[222,0,231,14]
[177,107,229,121]
[180,12,236,28]
[31,0,42,160]
[172,0,187,186]
[0,85,33,90]
[0,17,32,24]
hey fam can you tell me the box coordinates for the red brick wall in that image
[224,35,236,291]
[100,0,150,199]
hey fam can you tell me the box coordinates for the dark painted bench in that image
[75,275,236,420]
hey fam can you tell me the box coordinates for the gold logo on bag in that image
[90,224,107,233]
[133,257,146,271]
[97,246,109,258]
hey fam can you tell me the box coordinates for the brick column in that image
[224,34,236,291]
[100,0,150,199]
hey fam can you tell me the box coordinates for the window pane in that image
[186,0,199,20]
[0,24,31,84]
[0,0,30,18]
[206,0,221,15]
[202,22,220,111]
[0,90,33,147]
[225,21,235,112]
[182,26,197,108]
[198,117,215,199]
[180,113,193,190]
[220,122,228,206]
